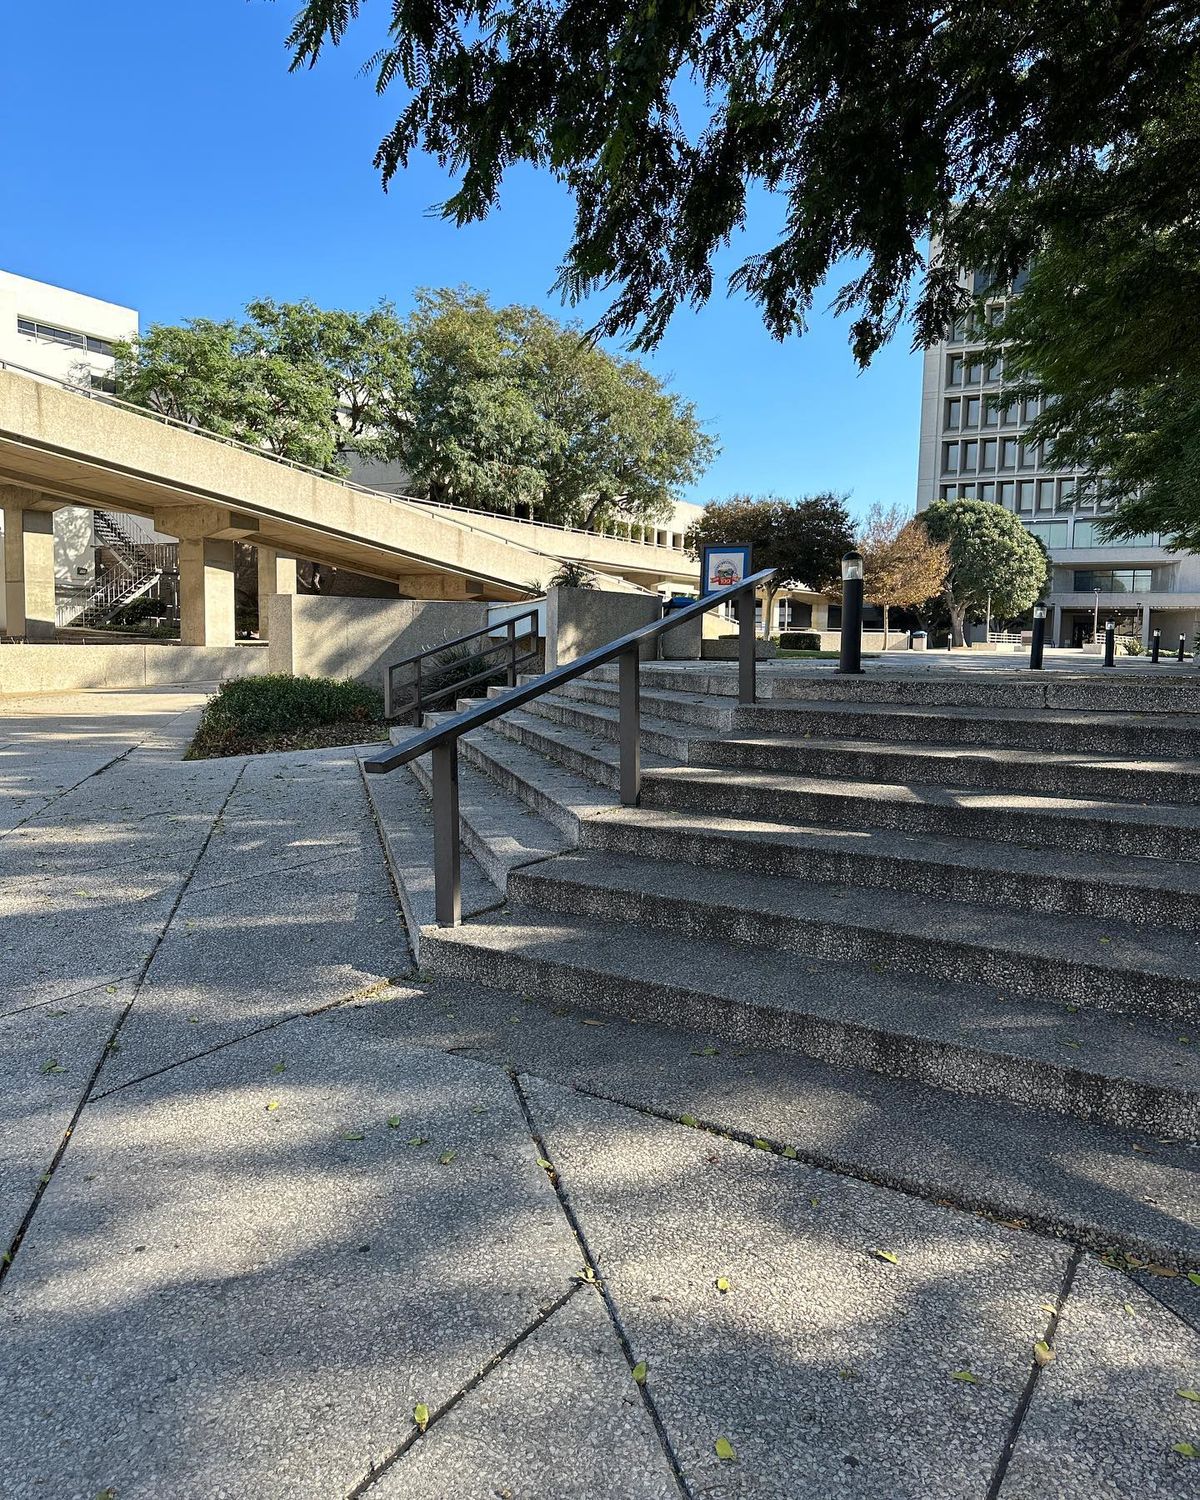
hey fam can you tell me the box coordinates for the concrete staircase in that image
[363,665,1200,1265]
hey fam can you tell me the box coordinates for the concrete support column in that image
[1048,604,1061,649]
[179,537,236,647]
[3,503,56,641]
[256,547,297,639]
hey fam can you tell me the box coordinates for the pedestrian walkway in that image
[1,689,1197,1498]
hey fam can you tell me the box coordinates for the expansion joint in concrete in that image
[508,1070,693,1500]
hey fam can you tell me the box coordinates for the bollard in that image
[837,550,864,675]
[1180,635,1187,663]
[1103,620,1116,667]
[1029,603,1047,670]
[1152,629,1161,664]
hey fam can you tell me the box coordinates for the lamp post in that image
[837,550,864,675]
[1152,628,1161,664]
[1179,635,1187,663]
[1103,619,1116,667]
[1029,603,1047,671]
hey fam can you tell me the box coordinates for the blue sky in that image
[0,0,923,517]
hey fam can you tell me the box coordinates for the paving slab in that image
[0,981,131,1252]
[98,858,411,1091]
[999,1256,1200,1499]
[0,1020,581,1500]
[521,1075,1074,1499]
[326,978,1200,1265]
[368,1286,680,1498]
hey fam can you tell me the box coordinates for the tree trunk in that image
[762,584,780,639]
[945,589,967,648]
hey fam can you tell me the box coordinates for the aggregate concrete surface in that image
[1,686,1197,1498]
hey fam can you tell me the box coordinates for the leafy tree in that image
[919,500,1049,648]
[857,504,948,648]
[286,1,1197,362]
[980,72,1200,550]
[112,300,412,471]
[403,288,713,526]
[687,494,854,636]
[547,560,598,590]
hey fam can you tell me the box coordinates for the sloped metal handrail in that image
[364,567,777,926]
[385,607,541,723]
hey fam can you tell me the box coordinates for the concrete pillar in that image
[256,547,297,639]
[3,503,56,641]
[1141,606,1152,650]
[179,537,236,647]
[1048,604,1061,649]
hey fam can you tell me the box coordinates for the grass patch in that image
[188,674,387,758]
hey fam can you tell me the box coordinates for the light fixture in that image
[841,551,864,582]
[1032,603,1047,620]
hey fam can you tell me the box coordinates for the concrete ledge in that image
[0,641,267,695]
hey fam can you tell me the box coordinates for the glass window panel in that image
[1001,438,1019,469]
[944,397,961,430]
[1017,480,1035,512]
[947,354,964,387]
[999,481,1016,509]
[981,439,998,470]
[942,442,959,474]
[978,481,996,502]
[1037,479,1056,511]
[961,440,978,471]
[965,396,981,427]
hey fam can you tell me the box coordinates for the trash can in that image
[909,629,928,652]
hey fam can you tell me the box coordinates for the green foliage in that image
[189,674,384,757]
[985,70,1200,551]
[286,1,1197,362]
[778,631,821,651]
[113,300,410,471]
[547,560,597,590]
[920,500,1050,647]
[404,288,713,525]
[687,493,854,634]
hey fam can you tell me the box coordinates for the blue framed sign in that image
[700,543,752,597]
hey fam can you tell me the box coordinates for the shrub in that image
[1121,636,1146,656]
[189,673,384,757]
[778,631,822,651]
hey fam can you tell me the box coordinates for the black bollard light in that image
[1029,603,1047,670]
[837,550,864,675]
[1152,629,1161,664]
[1103,619,1116,667]
[1180,635,1187,663]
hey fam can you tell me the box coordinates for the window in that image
[1019,441,1038,470]
[16,316,115,358]
[1000,438,1019,469]
[1001,400,1019,426]
[1036,479,1056,512]
[1058,476,1076,508]
[942,442,959,474]
[978,481,996,503]
[1073,520,1157,548]
[955,483,977,499]
[1022,396,1040,423]
[944,397,961,430]
[777,599,812,630]
[983,353,1003,383]
[964,396,981,427]
[1027,520,1069,548]
[947,354,964,387]
[827,605,842,629]
[1073,569,1153,593]
[961,440,978,472]
[981,439,998,470]
[987,303,1006,328]
[998,481,1016,509]
[1017,480,1035,512]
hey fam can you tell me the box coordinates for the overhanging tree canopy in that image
[286,1,1197,364]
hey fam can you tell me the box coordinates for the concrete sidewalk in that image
[0,691,1197,1498]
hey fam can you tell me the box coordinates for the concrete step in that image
[453,721,618,838]
[407,747,573,892]
[580,807,1200,930]
[485,705,677,792]
[574,674,1200,756]
[508,851,1200,1026]
[643,763,1200,861]
[588,662,1200,714]
[420,906,1199,1137]
[518,690,1200,804]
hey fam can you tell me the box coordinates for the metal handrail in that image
[364,567,777,926]
[385,607,542,724]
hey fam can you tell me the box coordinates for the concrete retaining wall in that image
[268,594,492,695]
[545,587,662,669]
[0,641,267,695]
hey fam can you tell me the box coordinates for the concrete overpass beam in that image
[179,537,236,647]
[156,506,261,542]
[256,547,297,639]
[2,500,56,641]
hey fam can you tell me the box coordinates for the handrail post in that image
[738,586,756,705]
[431,741,462,927]
[618,646,641,805]
[506,617,518,687]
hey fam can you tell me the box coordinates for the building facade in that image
[0,270,139,620]
[915,271,1200,650]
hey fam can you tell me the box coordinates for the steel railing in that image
[364,567,777,927]
[385,608,542,724]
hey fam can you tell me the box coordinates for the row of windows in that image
[1073,569,1154,594]
[945,393,1041,430]
[16,316,116,359]
[943,437,1049,475]
[946,351,1004,387]
[936,492,1158,549]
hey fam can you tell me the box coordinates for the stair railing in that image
[364,566,777,927]
[384,608,542,723]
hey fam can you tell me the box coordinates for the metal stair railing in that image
[384,608,542,723]
[364,566,777,927]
